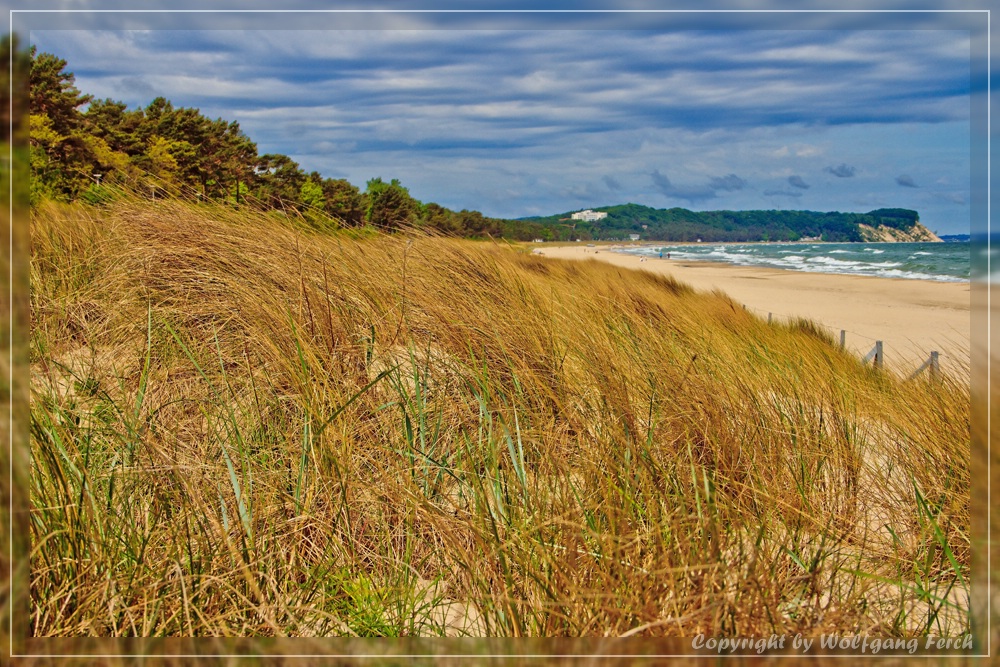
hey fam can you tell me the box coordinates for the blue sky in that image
[25,5,989,235]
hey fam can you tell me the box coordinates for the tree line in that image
[24,43,550,238]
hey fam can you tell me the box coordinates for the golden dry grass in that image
[27,196,971,639]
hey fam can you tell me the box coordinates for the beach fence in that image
[851,336,940,380]
[860,340,884,370]
[757,308,944,381]
[906,350,941,382]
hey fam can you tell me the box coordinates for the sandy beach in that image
[537,244,976,378]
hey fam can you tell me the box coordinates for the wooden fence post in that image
[768,312,773,324]
[906,351,942,382]
[874,341,883,369]
[840,330,846,350]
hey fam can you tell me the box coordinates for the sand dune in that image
[537,244,978,378]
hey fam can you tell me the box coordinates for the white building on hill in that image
[571,209,608,222]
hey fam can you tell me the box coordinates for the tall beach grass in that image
[27,195,971,639]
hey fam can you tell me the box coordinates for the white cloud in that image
[793,145,823,158]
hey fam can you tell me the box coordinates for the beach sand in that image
[537,244,978,379]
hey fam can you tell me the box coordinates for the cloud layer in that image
[29,15,975,232]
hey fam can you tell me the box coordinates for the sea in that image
[617,241,991,283]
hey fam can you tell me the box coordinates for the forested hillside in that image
[25,44,525,238]
[523,204,925,243]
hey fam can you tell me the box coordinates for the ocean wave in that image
[615,244,968,282]
[806,256,863,267]
[871,268,966,282]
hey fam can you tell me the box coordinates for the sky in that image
[24,5,990,235]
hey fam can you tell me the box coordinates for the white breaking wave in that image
[617,242,967,282]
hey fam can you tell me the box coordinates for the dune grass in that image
[26,195,971,639]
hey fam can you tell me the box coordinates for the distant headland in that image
[521,204,940,243]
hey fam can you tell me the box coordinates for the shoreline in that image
[567,240,969,284]
[535,243,973,378]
